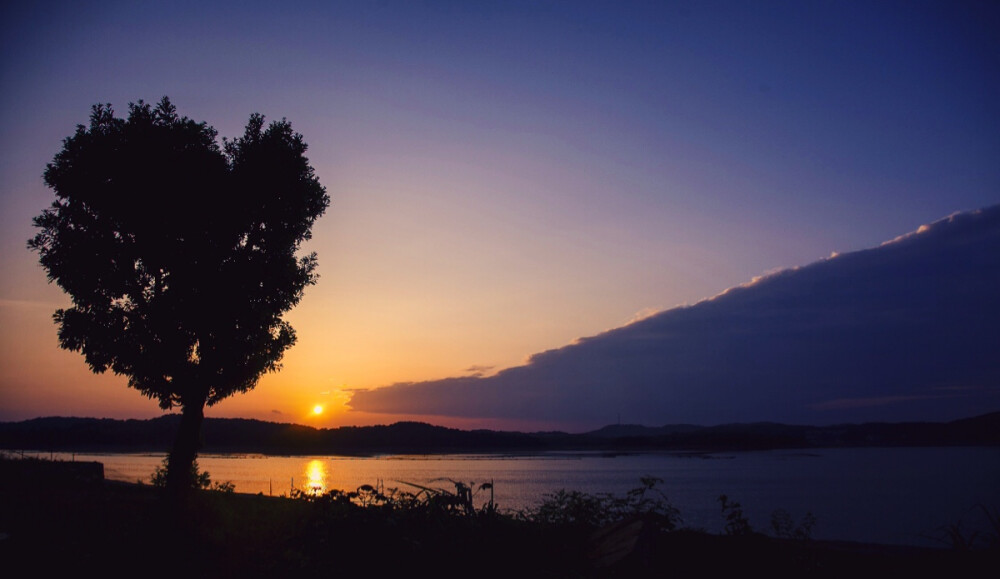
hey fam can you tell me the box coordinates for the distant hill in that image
[0,416,543,455]
[584,424,704,439]
[2,412,998,454]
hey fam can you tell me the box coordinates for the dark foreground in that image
[0,459,994,578]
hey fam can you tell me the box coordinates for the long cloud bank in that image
[348,205,1000,426]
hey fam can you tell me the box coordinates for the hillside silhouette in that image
[2,411,998,454]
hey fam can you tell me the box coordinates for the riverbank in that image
[4,412,999,456]
[0,458,994,578]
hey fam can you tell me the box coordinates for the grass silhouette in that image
[0,456,994,578]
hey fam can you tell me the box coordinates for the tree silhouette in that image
[28,97,329,493]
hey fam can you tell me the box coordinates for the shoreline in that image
[7,447,998,550]
[2,456,996,577]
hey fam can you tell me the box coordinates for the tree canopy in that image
[29,97,329,490]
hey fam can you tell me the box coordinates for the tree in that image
[28,97,329,493]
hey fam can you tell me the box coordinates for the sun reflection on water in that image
[305,459,326,495]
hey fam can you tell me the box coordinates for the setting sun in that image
[312,405,324,415]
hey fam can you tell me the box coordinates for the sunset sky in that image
[1,1,998,431]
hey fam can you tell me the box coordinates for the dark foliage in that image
[27,98,329,490]
[2,458,994,578]
[719,493,754,536]
[526,476,681,532]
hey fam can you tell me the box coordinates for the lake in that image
[21,446,1000,548]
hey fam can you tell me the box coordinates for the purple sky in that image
[1,1,998,430]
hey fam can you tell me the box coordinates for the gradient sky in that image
[1,1,998,431]
[350,206,1000,426]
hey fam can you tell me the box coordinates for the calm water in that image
[23,447,1000,548]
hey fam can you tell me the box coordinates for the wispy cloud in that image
[464,364,495,376]
[810,395,944,411]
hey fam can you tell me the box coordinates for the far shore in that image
[3,411,998,457]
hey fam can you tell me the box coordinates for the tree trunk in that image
[165,400,206,497]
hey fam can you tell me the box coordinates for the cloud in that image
[625,307,663,324]
[464,364,496,376]
[809,395,943,411]
[348,205,1000,426]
